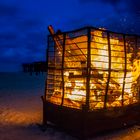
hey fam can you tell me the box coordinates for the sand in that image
[0,72,140,140]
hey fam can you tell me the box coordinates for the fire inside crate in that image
[42,25,140,137]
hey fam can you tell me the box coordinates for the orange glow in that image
[47,26,140,109]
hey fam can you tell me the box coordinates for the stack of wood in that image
[48,25,128,105]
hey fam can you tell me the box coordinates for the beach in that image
[0,72,140,140]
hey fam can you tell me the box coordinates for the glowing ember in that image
[46,26,140,109]
[67,90,85,101]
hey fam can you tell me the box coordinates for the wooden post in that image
[86,27,91,111]
[104,32,111,109]
[122,35,127,106]
[61,33,66,106]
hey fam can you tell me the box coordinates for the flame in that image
[48,29,140,109]
[67,90,85,101]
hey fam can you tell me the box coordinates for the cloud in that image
[0,62,21,72]
[26,32,45,45]
[0,33,17,41]
[79,0,140,15]
[1,0,140,71]
[0,3,19,18]
[126,0,140,15]
[0,46,43,64]
[79,0,128,14]
[16,19,43,31]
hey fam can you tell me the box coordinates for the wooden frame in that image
[42,26,140,138]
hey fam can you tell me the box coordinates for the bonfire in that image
[45,25,140,109]
[41,26,140,138]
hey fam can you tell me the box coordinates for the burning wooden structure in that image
[42,25,140,138]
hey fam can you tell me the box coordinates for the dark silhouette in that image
[22,61,47,75]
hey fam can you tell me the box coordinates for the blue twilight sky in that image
[0,0,140,71]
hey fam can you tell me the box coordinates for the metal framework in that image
[42,26,140,138]
[45,26,140,110]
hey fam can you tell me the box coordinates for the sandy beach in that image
[0,72,140,140]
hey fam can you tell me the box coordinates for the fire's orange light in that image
[47,26,140,109]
